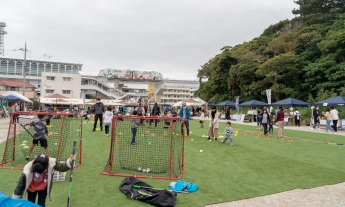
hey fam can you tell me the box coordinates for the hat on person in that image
[182,102,186,107]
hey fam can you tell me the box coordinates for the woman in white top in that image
[208,106,219,140]
[199,109,205,128]
[330,107,339,132]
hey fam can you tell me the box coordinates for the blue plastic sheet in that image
[0,191,40,207]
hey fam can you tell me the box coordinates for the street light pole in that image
[23,42,27,97]
[14,42,30,97]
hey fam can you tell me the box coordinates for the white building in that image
[158,80,200,105]
[0,57,83,98]
[41,72,81,98]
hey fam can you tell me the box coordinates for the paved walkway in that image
[206,182,345,207]
[0,118,10,144]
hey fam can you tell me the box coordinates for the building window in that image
[46,90,54,94]
[10,87,19,91]
[63,90,71,94]
[47,76,55,81]
[63,77,71,81]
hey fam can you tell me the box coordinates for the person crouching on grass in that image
[12,154,76,207]
[23,114,49,160]
[131,110,141,145]
[221,122,235,145]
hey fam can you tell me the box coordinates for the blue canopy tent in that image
[202,102,215,106]
[239,100,269,122]
[239,100,269,107]
[0,95,8,100]
[313,96,345,107]
[3,95,25,102]
[271,98,310,107]
[216,101,236,107]
[0,191,40,206]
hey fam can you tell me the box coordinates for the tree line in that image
[195,0,345,104]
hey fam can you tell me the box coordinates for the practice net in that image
[101,115,185,180]
[1,112,82,169]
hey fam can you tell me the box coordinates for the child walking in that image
[221,122,235,146]
[131,110,141,145]
[269,112,275,134]
[256,110,262,130]
[199,109,205,128]
[12,154,76,207]
[103,106,113,136]
[23,115,49,160]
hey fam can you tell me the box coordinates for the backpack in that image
[119,177,177,207]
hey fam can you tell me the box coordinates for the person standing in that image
[12,102,20,123]
[313,106,320,130]
[150,103,160,128]
[92,98,105,132]
[103,106,113,136]
[179,102,190,137]
[294,108,301,127]
[269,112,275,134]
[330,107,339,132]
[261,109,270,136]
[208,106,219,140]
[276,106,285,138]
[325,108,334,133]
[12,154,76,207]
[225,107,230,120]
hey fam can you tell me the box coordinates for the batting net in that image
[101,115,185,180]
[1,112,82,169]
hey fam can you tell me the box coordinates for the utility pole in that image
[14,42,30,97]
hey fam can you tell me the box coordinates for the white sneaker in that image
[317,128,322,131]
[231,143,233,146]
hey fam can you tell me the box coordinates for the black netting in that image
[102,116,184,179]
[1,112,82,169]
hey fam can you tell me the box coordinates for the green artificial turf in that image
[0,120,344,207]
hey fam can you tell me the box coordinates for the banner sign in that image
[0,99,8,107]
[3,106,8,116]
[266,89,271,105]
[235,96,239,111]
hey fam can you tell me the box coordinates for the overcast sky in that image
[1,0,296,80]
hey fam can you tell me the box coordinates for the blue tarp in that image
[0,191,40,207]
[202,102,215,106]
[271,98,310,107]
[215,101,236,107]
[3,95,25,102]
[313,96,345,107]
[239,100,269,107]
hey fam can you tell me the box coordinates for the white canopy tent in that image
[2,91,33,103]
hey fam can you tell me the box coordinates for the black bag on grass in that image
[119,177,177,207]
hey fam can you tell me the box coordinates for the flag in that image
[235,96,239,111]
[266,89,271,105]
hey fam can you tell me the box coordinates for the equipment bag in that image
[119,177,177,207]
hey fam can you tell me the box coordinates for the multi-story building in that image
[159,80,199,105]
[0,57,83,97]
[41,72,81,98]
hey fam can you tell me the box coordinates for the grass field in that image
[0,120,344,207]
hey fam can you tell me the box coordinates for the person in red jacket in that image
[276,106,285,138]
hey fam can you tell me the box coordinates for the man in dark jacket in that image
[150,103,160,127]
[313,106,320,130]
[92,98,105,132]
